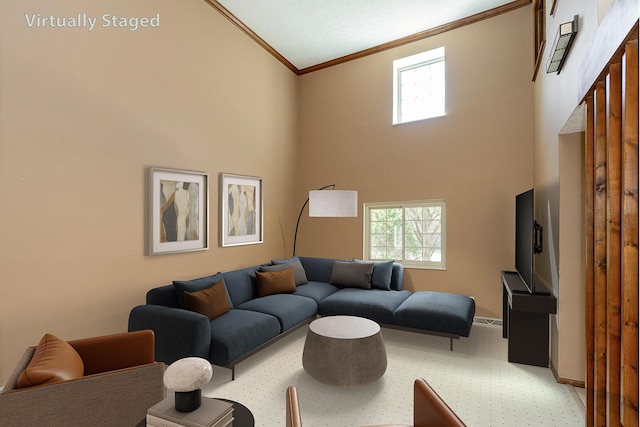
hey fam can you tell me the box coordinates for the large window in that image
[364,200,446,270]
[393,47,445,125]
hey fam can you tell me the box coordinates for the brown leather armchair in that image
[286,385,303,427]
[0,330,166,426]
[364,378,466,427]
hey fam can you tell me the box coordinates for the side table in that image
[140,396,254,427]
[218,398,254,426]
[302,315,387,387]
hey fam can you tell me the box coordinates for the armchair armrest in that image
[70,330,155,375]
[0,362,165,426]
[414,378,466,427]
[128,305,211,364]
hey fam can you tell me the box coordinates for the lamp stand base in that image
[175,389,202,412]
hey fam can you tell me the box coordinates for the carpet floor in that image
[201,322,585,427]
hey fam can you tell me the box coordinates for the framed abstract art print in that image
[220,173,263,247]
[149,167,208,255]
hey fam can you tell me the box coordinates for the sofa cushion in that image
[269,257,309,285]
[173,272,233,309]
[298,257,344,283]
[236,294,317,331]
[353,259,394,290]
[183,280,231,320]
[293,281,339,303]
[389,263,404,291]
[329,261,374,289]
[394,291,476,337]
[208,309,281,366]
[222,265,261,306]
[17,334,84,388]
[319,288,412,325]
[255,268,297,297]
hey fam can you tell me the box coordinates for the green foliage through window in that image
[365,200,446,269]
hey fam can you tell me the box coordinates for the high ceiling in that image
[206,0,530,74]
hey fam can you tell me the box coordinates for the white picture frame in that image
[220,173,263,247]
[149,167,208,255]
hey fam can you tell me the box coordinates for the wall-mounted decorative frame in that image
[149,167,208,255]
[220,173,263,247]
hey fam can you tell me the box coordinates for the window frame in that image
[363,199,447,270]
[393,47,446,125]
[532,0,546,81]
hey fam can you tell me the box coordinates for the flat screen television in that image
[515,189,536,294]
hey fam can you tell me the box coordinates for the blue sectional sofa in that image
[128,256,475,379]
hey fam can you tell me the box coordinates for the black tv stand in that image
[511,287,551,296]
[501,271,557,367]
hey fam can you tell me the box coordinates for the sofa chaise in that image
[128,256,475,379]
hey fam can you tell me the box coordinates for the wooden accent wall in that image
[583,27,638,426]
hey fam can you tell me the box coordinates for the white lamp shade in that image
[309,190,358,217]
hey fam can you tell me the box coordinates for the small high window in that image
[393,47,446,125]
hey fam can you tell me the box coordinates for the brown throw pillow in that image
[255,267,297,297]
[183,280,231,320]
[17,333,84,388]
[261,261,308,285]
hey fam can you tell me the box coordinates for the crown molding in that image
[203,0,298,73]
[205,0,532,75]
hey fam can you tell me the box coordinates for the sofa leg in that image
[232,366,236,381]
[450,338,453,351]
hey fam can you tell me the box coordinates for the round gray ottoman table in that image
[302,315,387,387]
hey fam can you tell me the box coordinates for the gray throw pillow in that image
[271,256,309,285]
[353,259,394,290]
[329,261,374,289]
[262,261,308,285]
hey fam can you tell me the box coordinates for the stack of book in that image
[147,395,234,427]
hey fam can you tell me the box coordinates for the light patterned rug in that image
[201,322,584,427]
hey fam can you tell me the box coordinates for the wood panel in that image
[622,38,639,427]
[606,61,622,427]
[593,80,608,426]
[583,26,638,426]
[584,94,595,427]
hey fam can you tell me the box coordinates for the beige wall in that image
[296,7,534,319]
[554,132,586,382]
[0,0,596,386]
[0,0,298,381]
[533,0,613,382]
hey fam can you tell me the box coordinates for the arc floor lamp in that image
[293,184,358,256]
